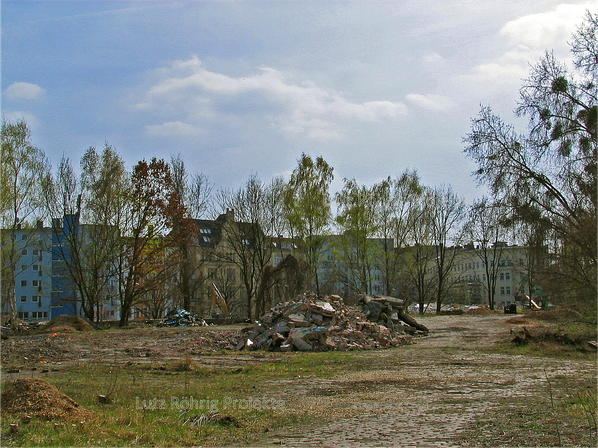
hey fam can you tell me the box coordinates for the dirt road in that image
[253,314,597,447]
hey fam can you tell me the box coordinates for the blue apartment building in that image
[8,225,53,321]
[2,214,120,323]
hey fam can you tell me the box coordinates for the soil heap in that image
[1,378,94,420]
[39,315,94,333]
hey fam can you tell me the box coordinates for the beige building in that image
[449,243,534,308]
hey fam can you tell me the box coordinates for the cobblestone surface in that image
[254,314,596,447]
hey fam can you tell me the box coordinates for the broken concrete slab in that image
[237,294,427,352]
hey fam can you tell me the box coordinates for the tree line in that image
[2,12,595,324]
[464,10,597,315]
[0,130,469,324]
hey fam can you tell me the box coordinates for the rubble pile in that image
[159,309,208,327]
[1,320,44,336]
[238,295,426,352]
[357,295,429,335]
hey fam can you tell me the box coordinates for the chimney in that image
[36,220,44,229]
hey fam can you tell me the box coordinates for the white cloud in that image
[423,52,445,64]
[2,111,40,128]
[136,56,408,141]
[145,121,206,138]
[456,3,591,98]
[406,93,455,112]
[4,82,46,101]
[500,3,592,49]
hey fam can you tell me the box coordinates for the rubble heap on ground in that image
[238,294,427,352]
[159,309,208,327]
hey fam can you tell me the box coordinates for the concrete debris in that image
[588,341,597,351]
[239,294,427,352]
[159,310,208,327]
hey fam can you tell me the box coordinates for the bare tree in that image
[402,188,437,314]
[464,12,597,311]
[464,197,509,309]
[44,145,127,322]
[377,170,425,297]
[217,174,276,318]
[169,154,213,311]
[430,185,466,313]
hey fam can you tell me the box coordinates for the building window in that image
[22,249,28,256]
[32,264,39,271]
[21,234,27,240]
[18,312,29,319]
[505,272,510,280]
[499,273,504,281]
[506,287,511,295]
[21,280,27,287]
[32,280,39,287]
[32,295,40,302]
[33,249,40,256]
[500,287,505,295]
[21,296,27,302]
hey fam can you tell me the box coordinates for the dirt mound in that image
[527,308,582,322]
[1,378,94,420]
[40,315,94,333]
[504,317,529,325]
[466,307,495,315]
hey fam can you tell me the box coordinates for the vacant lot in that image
[1,312,596,447]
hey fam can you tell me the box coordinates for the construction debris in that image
[159,310,207,327]
[182,412,240,427]
[358,295,430,334]
[238,294,427,352]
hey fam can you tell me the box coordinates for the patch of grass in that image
[0,350,368,446]
[569,388,598,439]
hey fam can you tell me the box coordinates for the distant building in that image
[1,223,53,322]
[50,213,121,321]
[319,235,389,299]
[449,243,538,308]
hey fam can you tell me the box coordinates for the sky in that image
[2,0,595,205]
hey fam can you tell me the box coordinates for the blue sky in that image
[2,1,594,203]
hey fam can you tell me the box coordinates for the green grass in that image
[1,350,366,447]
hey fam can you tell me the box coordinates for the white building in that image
[449,243,536,308]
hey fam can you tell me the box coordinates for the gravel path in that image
[253,314,596,447]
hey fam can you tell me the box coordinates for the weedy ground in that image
[1,311,596,447]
